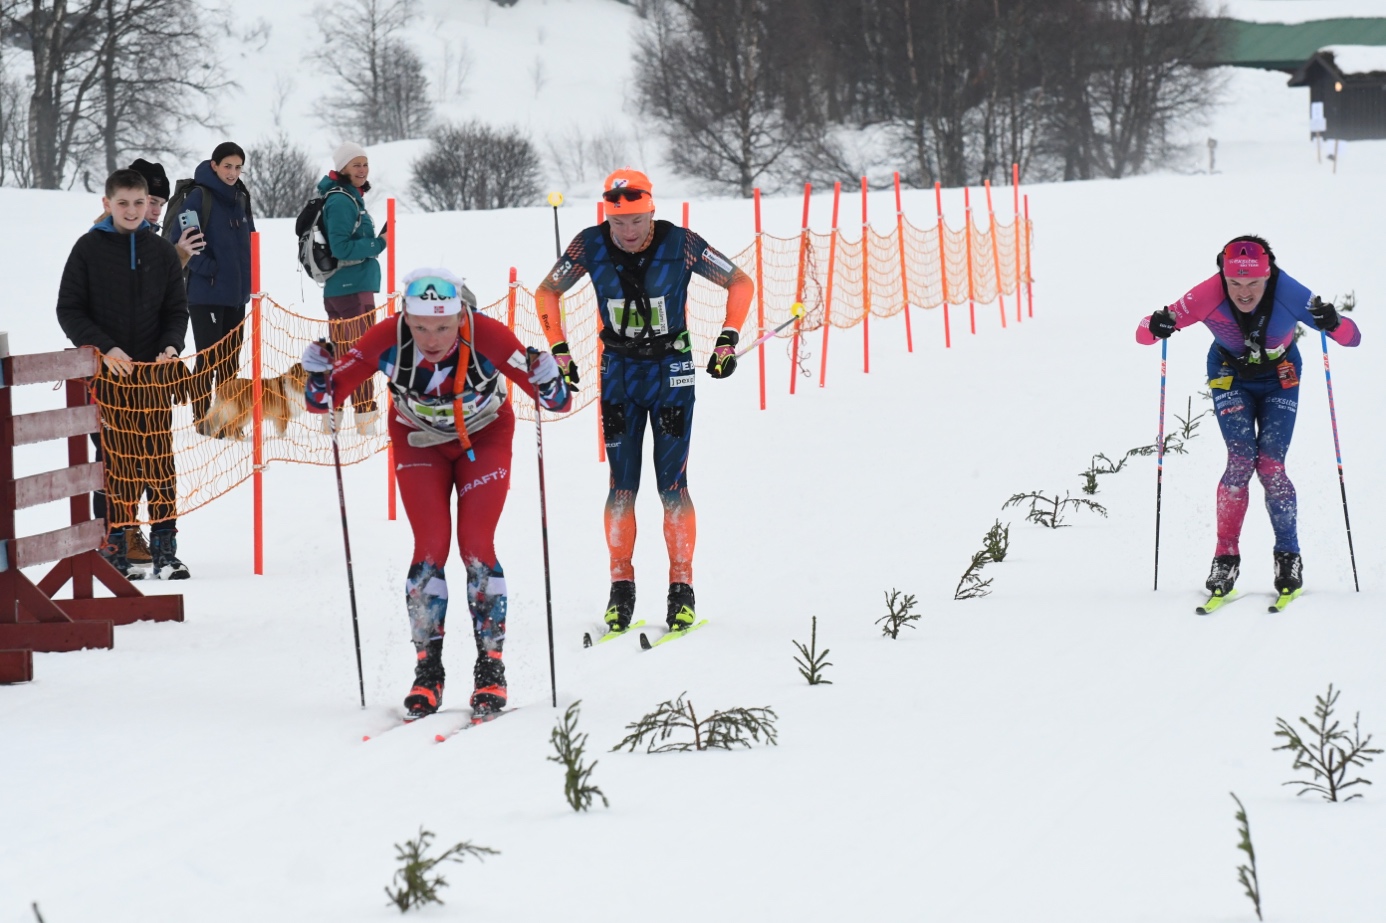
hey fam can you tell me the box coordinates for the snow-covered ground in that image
[3,3,1386,920]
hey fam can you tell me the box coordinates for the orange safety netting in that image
[93,213,1031,528]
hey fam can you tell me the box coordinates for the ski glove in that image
[301,339,334,412]
[301,339,334,373]
[528,348,571,411]
[706,329,739,378]
[1147,309,1176,340]
[1308,296,1341,332]
[551,340,579,387]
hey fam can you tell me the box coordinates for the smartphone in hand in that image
[178,210,201,233]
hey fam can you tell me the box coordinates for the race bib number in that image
[607,295,669,337]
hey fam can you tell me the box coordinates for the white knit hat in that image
[333,141,368,172]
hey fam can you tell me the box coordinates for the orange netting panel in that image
[93,213,1032,527]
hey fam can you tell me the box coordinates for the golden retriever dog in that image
[201,363,307,440]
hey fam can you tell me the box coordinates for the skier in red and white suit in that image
[303,267,572,718]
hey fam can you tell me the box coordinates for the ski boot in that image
[1273,551,1303,595]
[1205,554,1240,598]
[126,527,153,565]
[604,580,637,632]
[404,638,445,719]
[666,582,696,630]
[471,652,507,715]
[149,528,190,580]
[99,530,143,581]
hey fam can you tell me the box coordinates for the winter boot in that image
[404,638,445,719]
[1205,554,1240,597]
[125,527,153,564]
[604,580,636,631]
[149,529,190,580]
[1273,551,1303,595]
[467,560,508,714]
[99,530,143,581]
[666,582,696,630]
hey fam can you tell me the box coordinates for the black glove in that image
[1308,296,1340,332]
[706,330,739,378]
[1148,309,1176,340]
[551,340,579,386]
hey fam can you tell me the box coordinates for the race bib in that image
[607,295,669,337]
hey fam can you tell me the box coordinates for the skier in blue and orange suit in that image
[303,268,572,719]
[535,169,753,635]
[1136,236,1361,602]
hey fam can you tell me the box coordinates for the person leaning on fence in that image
[56,167,192,580]
[316,141,388,436]
[180,141,255,436]
[534,168,753,637]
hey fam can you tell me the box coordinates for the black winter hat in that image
[128,158,171,200]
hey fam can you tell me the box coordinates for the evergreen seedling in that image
[1230,793,1263,921]
[792,616,833,685]
[954,551,993,601]
[1078,452,1129,495]
[877,588,921,637]
[612,692,778,753]
[1273,683,1381,801]
[1002,491,1107,529]
[983,519,1010,561]
[548,701,608,812]
[1174,395,1212,443]
[384,827,498,913]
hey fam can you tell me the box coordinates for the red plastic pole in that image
[250,231,263,575]
[790,183,811,396]
[505,268,518,406]
[964,187,976,335]
[894,172,914,353]
[753,188,766,410]
[861,176,870,374]
[819,181,841,388]
[934,182,951,349]
[386,197,397,521]
[1012,164,1022,324]
[1024,194,1034,318]
[985,180,1007,329]
[682,201,689,228]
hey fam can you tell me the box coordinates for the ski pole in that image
[547,191,564,258]
[1319,329,1359,591]
[1153,338,1167,591]
[527,347,559,708]
[735,301,806,359]
[327,373,367,707]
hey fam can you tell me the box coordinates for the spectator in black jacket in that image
[56,168,192,580]
[179,141,255,432]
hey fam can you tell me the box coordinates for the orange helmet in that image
[602,168,655,215]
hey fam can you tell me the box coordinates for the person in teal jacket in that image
[320,141,388,434]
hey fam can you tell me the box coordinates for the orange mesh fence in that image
[93,210,1032,528]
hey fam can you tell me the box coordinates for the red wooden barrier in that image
[0,339,183,684]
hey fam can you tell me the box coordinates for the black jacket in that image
[56,218,189,361]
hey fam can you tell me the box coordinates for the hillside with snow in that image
[3,2,1386,921]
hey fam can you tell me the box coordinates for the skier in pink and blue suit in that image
[1135,236,1360,601]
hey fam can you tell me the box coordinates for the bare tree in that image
[410,121,541,212]
[248,132,317,218]
[312,0,433,144]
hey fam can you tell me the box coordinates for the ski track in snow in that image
[2,13,1385,921]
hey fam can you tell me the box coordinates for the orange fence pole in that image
[894,172,914,353]
[1024,194,1034,318]
[934,182,951,349]
[984,180,1007,329]
[861,176,870,374]
[386,196,397,521]
[251,231,263,575]
[682,201,689,228]
[505,267,518,406]
[964,186,976,335]
[753,188,766,410]
[1012,164,1022,324]
[596,200,606,462]
[818,181,841,389]
[790,183,811,396]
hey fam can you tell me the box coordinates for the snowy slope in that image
[3,22,1386,923]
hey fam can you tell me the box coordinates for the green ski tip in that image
[1268,588,1303,612]
[1196,589,1239,615]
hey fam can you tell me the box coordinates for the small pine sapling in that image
[1078,452,1129,495]
[1002,491,1107,529]
[1174,395,1212,443]
[877,588,921,636]
[384,827,499,913]
[983,519,1010,562]
[612,692,778,753]
[548,701,608,812]
[792,616,833,685]
[1273,683,1381,801]
[954,551,993,601]
[1230,793,1263,921]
